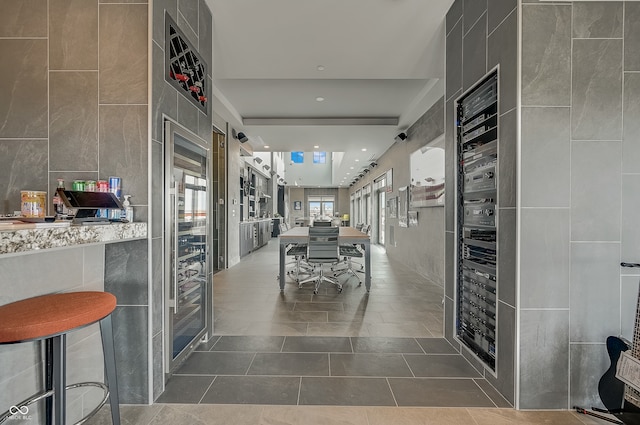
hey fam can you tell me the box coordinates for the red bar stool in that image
[0,291,121,425]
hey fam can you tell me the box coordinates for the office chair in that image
[280,222,312,283]
[313,220,332,227]
[333,243,363,286]
[298,226,342,294]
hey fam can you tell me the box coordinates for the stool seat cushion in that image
[0,291,117,343]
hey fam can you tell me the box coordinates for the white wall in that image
[284,151,332,186]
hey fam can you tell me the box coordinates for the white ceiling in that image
[206,0,453,187]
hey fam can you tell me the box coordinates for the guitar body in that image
[599,336,629,411]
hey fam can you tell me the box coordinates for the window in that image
[291,151,304,163]
[308,196,334,218]
[313,151,326,164]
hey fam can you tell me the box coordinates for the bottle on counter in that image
[52,178,65,217]
[122,195,133,222]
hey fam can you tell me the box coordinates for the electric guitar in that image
[598,335,629,412]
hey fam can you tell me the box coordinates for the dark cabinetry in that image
[455,71,498,371]
[239,219,271,258]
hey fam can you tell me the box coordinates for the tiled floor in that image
[87,240,604,424]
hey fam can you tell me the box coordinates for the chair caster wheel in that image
[313,290,318,295]
[337,288,343,293]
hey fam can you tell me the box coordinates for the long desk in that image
[279,226,371,292]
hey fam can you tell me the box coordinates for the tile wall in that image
[444,0,518,406]
[520,1,640,409]
[0,0,151,406]
[151,0,214,400]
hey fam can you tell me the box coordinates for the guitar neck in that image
[625,284,640,406]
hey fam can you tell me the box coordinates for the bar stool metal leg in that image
[45,338,54,425]
[53,334,66,425]
[100,315,120,425]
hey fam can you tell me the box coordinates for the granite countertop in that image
[0,222,147,256]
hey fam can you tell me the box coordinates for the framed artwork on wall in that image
[408,211,418,227]
[409,134,445,208]
[387,197,397,218]
[398,186,408,228]
[386,169,393,193]
[293,201,302,210]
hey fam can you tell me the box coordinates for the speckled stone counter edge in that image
[0,222,147,256]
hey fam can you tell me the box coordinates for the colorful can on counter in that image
[108,176,121,198]
[84,180,96,192]
[21,190,47,218]
[72,180,85,191]
[97,180,109,192]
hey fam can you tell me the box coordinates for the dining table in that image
[278,226,371,292]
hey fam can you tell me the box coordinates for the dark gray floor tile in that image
[248,353,329,376]
[416,337,459,354]
[174,352,255,375]
[330,353,413,377]
[211,336,285,352]
[474,378,513,408]
[404,354,481,378]
[155,375,214,403]
[200,376,300,405]
[282,336,352,352]
[299,377,396,406]
[388,378,495,407]
[351,337,424,353]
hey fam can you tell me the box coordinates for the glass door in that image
[165,120,210,374]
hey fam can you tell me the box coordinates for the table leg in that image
[364,241,371,292]
[279,242,286,291]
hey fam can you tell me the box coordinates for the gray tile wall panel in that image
[177,94,200,136]
[445,20,463,101]
[153,332,164,401]
[198,0,213,70]
[462,14,487,91]
[152,0,177,47]
[463,0,487,35]
[622,175,640,263]
[522,4,571,106]
[445,231,454,301]
[498,208,516,307]
[498,109,517,208]
[519,309,569,409]
[486,301,515,406]
[177,11,198,48]
[621,275,640,341]
[488,8,517,114]
[570,243,620,342]
[112,306,149,404]
[0,40,48,138]
[446,0,463,35]
[571,39,623,141]
[152,237,163,336]
[151,42,178,143]
[0,0,47,37]
[625,2,640,71]
[572,1,623,39]
[623,73,640,173]
[0,140,48,215]
[49,0,98,70]
[488,0,517,34]
[99,4,148,104]
[570,343,609,409]
[152,140,163,238]
[571,141,621,242]
[49,72,99,171]
[99,105,149,203]
[445,96,457,233]
[520,209,570,309]
[105,239,149,305]
[521,107,571,207]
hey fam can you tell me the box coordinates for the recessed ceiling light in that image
[361,148,367,152]
[350,166,354,169]
[264,145,270,149]
[315,97,324,102]
[346,172,350,175]
[355,159,360,162]
[317,65,325,71]
[314,145,319,149]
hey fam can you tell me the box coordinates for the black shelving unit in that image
[456,71,498,371]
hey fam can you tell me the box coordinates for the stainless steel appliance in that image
[164,120,211,373]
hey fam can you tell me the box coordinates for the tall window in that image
[313,151,326,164]
[291,151,304,163]
[308,196,334,218]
